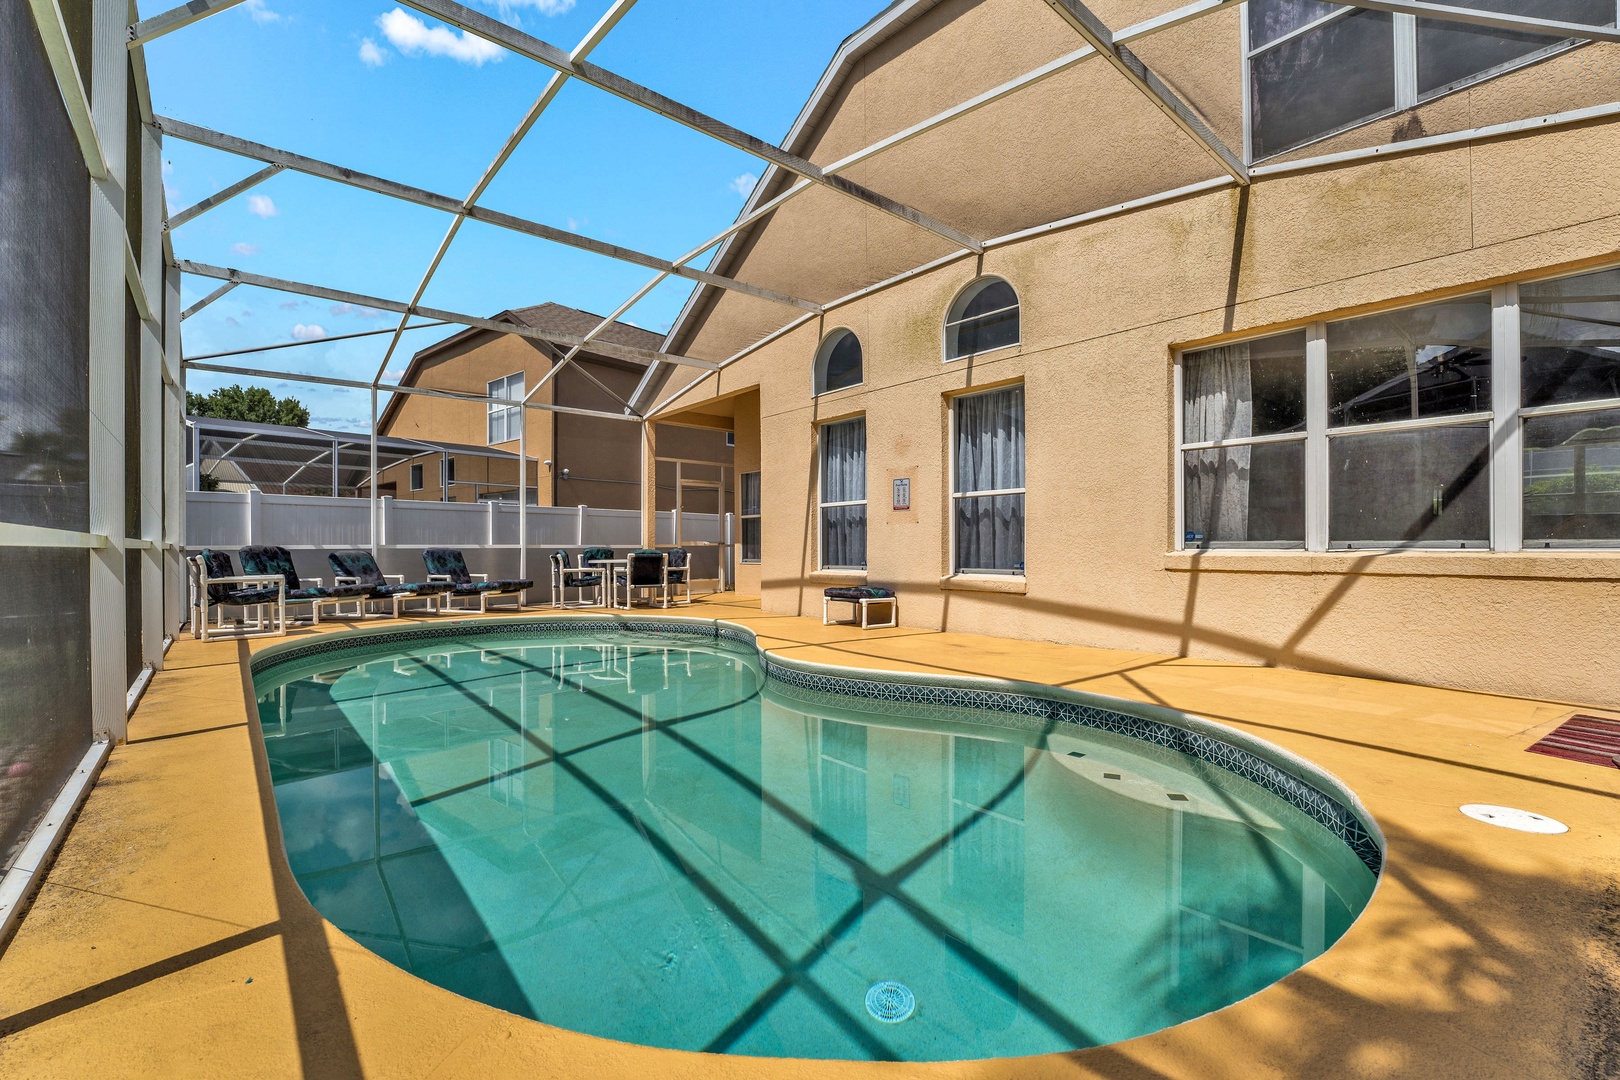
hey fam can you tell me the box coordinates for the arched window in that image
[814,328,863,394]
[945,277,1020,361]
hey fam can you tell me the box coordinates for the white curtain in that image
[954,387,1025,572]
[1183,345,1252,544]
[820,418,865,568]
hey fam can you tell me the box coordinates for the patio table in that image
[588,557,632,609]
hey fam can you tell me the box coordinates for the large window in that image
[740,471,761,563]
[818,418,866,569]
[1246,0,1616,159]
[1521,266,1620,545]
[814,329,863,395]
[1181,331,1307,548]
[1178,266,1620,551]
[487,372,524,444]
[952,385,1025,574]
[945,278,1020,361]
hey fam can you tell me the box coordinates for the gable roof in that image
[378,302,664,432]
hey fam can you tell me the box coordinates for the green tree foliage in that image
[186,384,310,427]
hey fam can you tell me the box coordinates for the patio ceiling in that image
[128,0,1620,424]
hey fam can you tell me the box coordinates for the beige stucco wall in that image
[659,5,1620,706]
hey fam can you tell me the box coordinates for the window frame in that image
[948,382,1027,576]
[487,372,525,445]
[943,276,1021,363]
[1241,2,1609,163]
[408,462,424,491]
[740,470,761,564]
[817,415,867,571]
[813,328,864,397]
[1174,268,1620,553]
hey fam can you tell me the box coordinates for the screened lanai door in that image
[657,457,734,591]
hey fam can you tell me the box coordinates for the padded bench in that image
[822,586,898,630]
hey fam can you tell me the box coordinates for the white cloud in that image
[329,303,386,320]
[231,242,260,256]
[377,9,503,65]
[279,300,302,310]
[243,0,282,24]
[565,215,587,232]
[358,37,387,68]
[493,0,576,13]
[729,172,757,198]
[382,369,405,382]
[247,194,277,218]
[291,324,327,341]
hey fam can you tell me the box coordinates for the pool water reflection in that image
[254,633,1375,1062]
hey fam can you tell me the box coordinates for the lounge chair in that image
[613,549,669,609]
[549,550,604,608]
[328,549,451,617]
[189,549,285,641]
[422,548,534,613]
[239,545,368,625]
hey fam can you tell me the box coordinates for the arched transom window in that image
[814,328,863,394]
[945,277,1020,361]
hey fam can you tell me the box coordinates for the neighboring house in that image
[378,303,733,512]
[647,0,1620,708]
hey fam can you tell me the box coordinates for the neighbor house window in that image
[818,417,866,569]
[1246,0,1614,159]
[1180,330,1307,548]
[409,462,423,491]
[814,329,863,395]
[952,385,1024,574]
[946,278,1020,361]
[1178,266,1620,552]
[740,471,761,563]
[487,372,524,444]
[1520,266,1620,546]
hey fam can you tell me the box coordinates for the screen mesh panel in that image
[0,547,93,874]
[0,3,95,871]
[1,0,91,532]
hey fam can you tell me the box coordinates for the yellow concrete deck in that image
[0,597,1615,1079]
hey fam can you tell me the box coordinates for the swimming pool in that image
[251,618,1380,1062]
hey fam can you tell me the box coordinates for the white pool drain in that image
[865,980,916,1023]
[1459,804,1568,834]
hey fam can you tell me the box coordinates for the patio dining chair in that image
[664,547,692,606]
[240,545,368,626]
[549,550,604,608]
[328,549,451,617]
[613,549,669,609]
[189,549,285,641]
[422,548,534,613]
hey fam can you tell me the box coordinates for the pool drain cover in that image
[1459,804,1568,834]
[865,981,915,1023]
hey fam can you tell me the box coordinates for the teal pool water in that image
[253,628,1377,1062]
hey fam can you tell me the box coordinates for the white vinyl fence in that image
[187,491,732,592]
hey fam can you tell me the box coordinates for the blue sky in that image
[148,0,889,428]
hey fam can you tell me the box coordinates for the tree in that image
[186,384,310,427]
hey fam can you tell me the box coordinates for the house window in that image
[1246,0,1613,160]
[409,462,423,491]
[1521,266,1620,546]
[1177,265,1620,552]
[487,372,524,444]
[946,277,1020,361]
[814,329,863,395]
[445,457,456,484]
[1180,331,1307,548]
[740,471,761,563]
[818,417,866,569]
[952,385,1024,574]
[1326,295,1493,547]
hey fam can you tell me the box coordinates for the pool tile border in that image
[250,616,1383,875]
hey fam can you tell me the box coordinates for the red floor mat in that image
[1526,714,1620,769]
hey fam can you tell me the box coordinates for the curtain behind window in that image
[954,387,1024,573]
[1184,344,1254,541]
[820,418,865,568]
